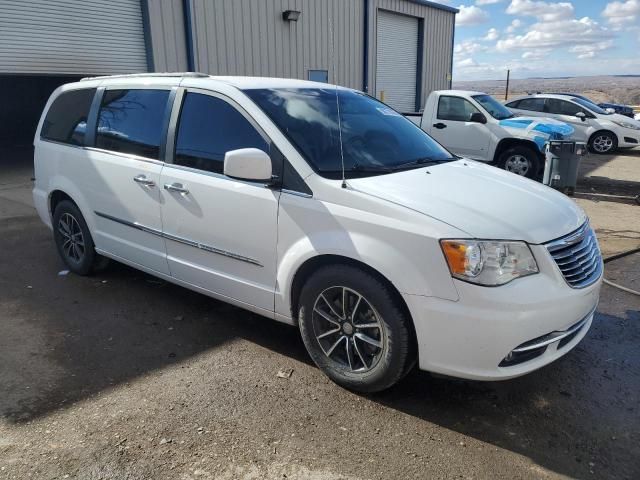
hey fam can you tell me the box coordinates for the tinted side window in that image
[545,99,582,116]
[174,92,268,174]
[96,89,170,160]
[505,100,520,108]
[41,89,96,145]
[517,98,545,112]
[437,96,480,121]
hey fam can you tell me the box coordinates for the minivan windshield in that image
[472,94,514,120]
[571,97,610,115]
[244,88,456,179]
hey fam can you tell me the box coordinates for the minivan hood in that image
[348,160,586,244]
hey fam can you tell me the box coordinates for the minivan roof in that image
[80,72,348,91]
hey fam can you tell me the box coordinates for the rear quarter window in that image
[41,88,96,146]
[96,89,170,160]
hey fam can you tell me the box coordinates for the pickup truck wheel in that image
[298,265,415,393]
[53,200,108,275]
[499,145,540,179]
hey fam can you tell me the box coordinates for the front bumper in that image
[618,135,639,148]
[404,244,602,380]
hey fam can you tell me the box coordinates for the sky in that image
[435,0,640,81]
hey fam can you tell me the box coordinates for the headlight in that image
[612,119,640,130]
[440,239,538,286]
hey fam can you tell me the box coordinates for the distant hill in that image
[452,75,640,106]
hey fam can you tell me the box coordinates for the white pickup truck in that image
[406,90,574,178]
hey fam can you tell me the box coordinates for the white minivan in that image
[33,74,602,392]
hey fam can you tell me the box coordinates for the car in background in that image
[549,93,635,118]
[599,102,635,118]
[506,94,640,154]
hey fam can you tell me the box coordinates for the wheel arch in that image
[289,254,417,347]
[588,129,618,150]
[49,190,77,217]
[493,138,543,163]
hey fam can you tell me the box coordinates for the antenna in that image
[329,14,347,188]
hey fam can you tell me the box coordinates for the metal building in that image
[0,0,456,146]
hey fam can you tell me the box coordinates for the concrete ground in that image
[0,147,638,479]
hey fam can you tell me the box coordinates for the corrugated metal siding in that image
[189,0,363,89]
[0,0,148,75]
[376,11,418,112]
[146,0,189,72]
[369,0,454,110]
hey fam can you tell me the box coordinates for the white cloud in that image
[483,28,499,41]
[454,40,488,56]
[506,18,522,33]
[456,4,490,25]
[569,40,614,59]
[476,0,503,5]
[456,57,479,68]
[496,16,614,54]
[602,0,640,25]
[506,0,574,22]
[521,49,550,59]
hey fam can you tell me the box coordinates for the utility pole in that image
[505,69,510,101]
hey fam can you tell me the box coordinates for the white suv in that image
[506,94,640,154]
[34,74,602,392]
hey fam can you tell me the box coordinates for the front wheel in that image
[298,265,415,393]
[498,145,541,179]
[589,131,617,154]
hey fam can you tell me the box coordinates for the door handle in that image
[164,182,189,195]
[433,123,447,129]
[133,174,155,187]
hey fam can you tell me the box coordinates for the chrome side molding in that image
[95,211,263,267]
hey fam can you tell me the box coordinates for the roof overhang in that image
[406,0,459,14]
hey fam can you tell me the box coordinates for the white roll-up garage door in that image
[375,10,419,113]
[0,0,148,75]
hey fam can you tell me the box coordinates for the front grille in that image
[545,223,602,288]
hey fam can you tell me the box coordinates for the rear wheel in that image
[53,200,108,275]
[298,265,415,393]
[498,145,540,179]
[589,131,617,154]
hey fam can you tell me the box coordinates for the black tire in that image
[498,145,541,179]
[52,200,108,275]
[298,264,415,393]
[588,131,617,154]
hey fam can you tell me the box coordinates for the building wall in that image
[146,0,189,72]
[368,0,455,109]
[145,0,455,108]
[188,0,364,90]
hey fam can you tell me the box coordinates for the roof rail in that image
[80,72,209,81]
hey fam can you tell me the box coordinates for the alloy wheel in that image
[311,286,385,372]
[592,135,613,153]
[58,213,85,263]
[504,154,531,176]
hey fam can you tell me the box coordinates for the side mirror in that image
[469,112,487,124]
[575,112,586,122]
[224,148,272,182]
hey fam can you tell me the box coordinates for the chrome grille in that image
[545,223,603,288]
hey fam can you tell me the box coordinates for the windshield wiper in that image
[391,157,454,171]
[349,163,394,173]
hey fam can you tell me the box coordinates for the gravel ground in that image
[0,149,639,479]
